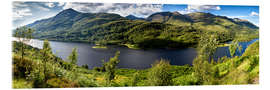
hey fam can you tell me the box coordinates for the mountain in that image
[185,12,259,32]
[233,18,258,29]
[22,9,258,49]
[27,8,126,38]
[146,11,193,26]
[125,15,145,20]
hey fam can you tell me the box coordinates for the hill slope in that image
[24,9,259,49]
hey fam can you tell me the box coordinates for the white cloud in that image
[188,5,221,11]
[13,8,32,20]
[178,5,221,14]
[44,2,55,8]
[58,2,66,6]
[36,6,50,11]
[62,2,163,18]
[227,15,248,18]
[13,2,32,20]
[13,2,28,7]
[250,11,259,16]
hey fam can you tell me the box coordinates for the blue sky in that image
[13,2,259,28]
[162,4,259,25]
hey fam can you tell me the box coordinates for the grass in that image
[13,79,33,88]
[92,45,108,49]
[121,44,140,49]
[217,43,231,47]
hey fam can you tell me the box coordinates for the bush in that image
[173,74,198,85]
[13,79,33,88]
[130,72,140,86]
[82,64,89,69]
[104,51,120,86]
[47,78,79,88]
[60,62,73,70]
[12,55,35,78]
[93,67,105,72]
[77,78,97,87]
[147,59,172,86]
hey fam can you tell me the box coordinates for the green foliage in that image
[229,41,240,57]
[13,79,33,88]
[14,27,34,40]
[47,78,79,88]
[197,32,219,60]
[103,51,120,86]
[173,74,198,85]
[13,27,34,62]
[82,64,89,69]
[147,59,172,86]
[12,54,35,78]
[193,33,219,85]
[130,72,140,86]
[68,48,78,65]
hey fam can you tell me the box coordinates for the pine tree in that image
[147,59,172,86]
[14,27,34,60]
[40,39,53,84]
[229,41,241,57]
[68,48,78,65]
[104,51,120,86]
[193,33,219,85]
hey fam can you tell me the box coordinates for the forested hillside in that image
[21,8,258,49]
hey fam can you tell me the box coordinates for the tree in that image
[147,59,172,86]
[131,72,139,86]
[104,51,120,86]
[193,33,219,85]
[68,48,78,65]
[14,27,34,60]
[197,33,219,60]
[40,39,53,84]
[229,41,241,57]
[67,48,79,81]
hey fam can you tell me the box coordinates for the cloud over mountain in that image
[62,2,163,18]
[178,5,221,14]
[250,11,259,16]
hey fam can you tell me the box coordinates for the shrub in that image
[104,51,120,86]
[13,79,33,88]
[93,67,105,72]
[47,78,79,88]
[147,59,172,86]
[173,74,198,85]
[82,64,89,69]
[12,55,35,78]
[130,72,140,86]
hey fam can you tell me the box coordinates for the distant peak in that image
[62,8,77,12]
[172,11,181,15]
[126,14,145,20]
[126,15,136,17]
[56,8,80,17]
[58,8,81,14]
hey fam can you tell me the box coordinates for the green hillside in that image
[22,9,258,49]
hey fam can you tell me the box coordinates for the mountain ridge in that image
[21,9,258,49]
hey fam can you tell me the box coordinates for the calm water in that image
[18,38,258,69]
[213,38,259,60]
